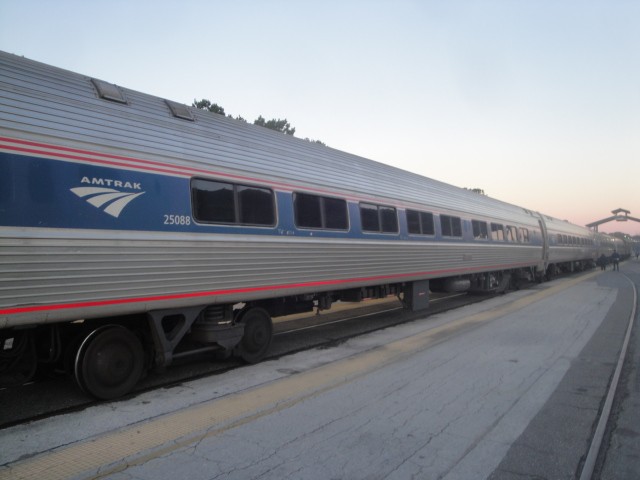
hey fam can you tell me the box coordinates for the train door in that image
[536,215,549,280]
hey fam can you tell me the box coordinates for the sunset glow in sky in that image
[1,0,638,235]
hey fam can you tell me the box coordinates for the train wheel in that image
[234,308,273,364]
[74,325,144,400]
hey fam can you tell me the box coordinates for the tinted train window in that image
[472,220,488,239]
[192,180,235,223]
[491,223,504,241]
[506,226,518,242]
[360,203,398,233]
[407,210,435,235]
[324,197,348,229]
[238,185,275,225]
[294,193,322,228]
[360,203,380,232]
[407,210,421,234]
[380,207,398,233]
[520,228,530,243]
[441,215,462,237]
[192,178,275,226]
[294,193,348,230]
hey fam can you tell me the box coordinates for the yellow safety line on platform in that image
[2,271,601,480]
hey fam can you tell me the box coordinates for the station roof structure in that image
[586,209,640,232]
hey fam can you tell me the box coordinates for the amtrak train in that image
[0,52,631,399]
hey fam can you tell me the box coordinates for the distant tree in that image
[304,137,326,146]
[254,115,296,135]
[192,99,225,116]
[192,99,302,136]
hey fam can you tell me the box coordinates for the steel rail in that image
[579,272,637,480]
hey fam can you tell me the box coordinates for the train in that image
[0,51,633,399]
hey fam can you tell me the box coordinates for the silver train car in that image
[0,52,619,398]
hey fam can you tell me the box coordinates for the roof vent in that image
[165,100,194,121]
[91,78,128,104]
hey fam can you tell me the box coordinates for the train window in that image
[294,193,322,228]
[422,212,435,235]
[472,220,488,239]
[239,185,276,225]
[441,215,462,237]
[520,228,530,243]
[191,178,275,226]
[491,223,504,241]
[407,210,420,234]
[192,180,235,223]
[505,226,517,242]
[360,203,398,233]
[360,203,380,232]
[324,196,349,230]
[294,193,348,230]
[407,210,435,235]
[380,206,399,233]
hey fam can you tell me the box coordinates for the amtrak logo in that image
[71,178,145,218]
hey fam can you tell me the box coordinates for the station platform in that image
[1,261,639,480]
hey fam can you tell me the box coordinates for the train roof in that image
[0,50,581,230]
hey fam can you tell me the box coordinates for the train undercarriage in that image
[0,261,595,399]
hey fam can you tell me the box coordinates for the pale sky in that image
[1,0,639,235]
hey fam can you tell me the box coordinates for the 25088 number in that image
[164,214,192,226]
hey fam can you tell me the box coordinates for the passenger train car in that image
[0,52,623,398]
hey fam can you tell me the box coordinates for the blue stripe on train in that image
[1,152,195,232]
[0,152,372,239]
[0,152,476,243]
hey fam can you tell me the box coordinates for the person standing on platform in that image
[611,250,620,271]
[598,254,607,271]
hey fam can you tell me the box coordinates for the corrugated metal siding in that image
[0,231,543,325]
